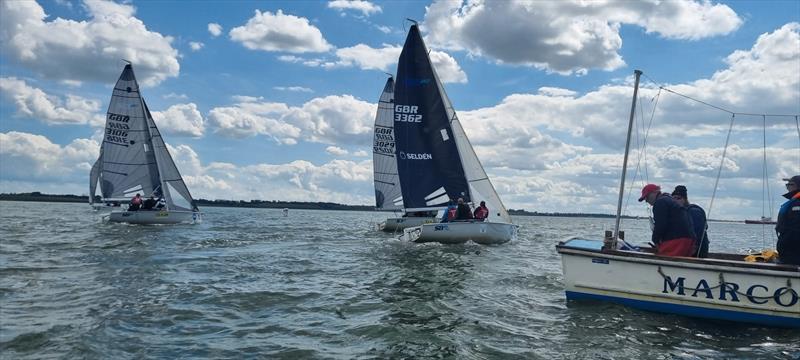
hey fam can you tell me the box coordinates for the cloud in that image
[273,86,313,93]
[208,22,222,37]
[0,77,104,126]
[0,0,180,86]
[422,0,742,75]
[189,41,204,51]
[207,94,375,146]
[0,131,98,180]
[327,0,382,16]
[229,9,332,53]
[150,103,206,137]
[284,44,467,83]
[163,144,374,205]
[325,146,349,156]
[353,150,368,157]
[163,92,189,100]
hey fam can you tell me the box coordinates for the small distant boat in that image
[90,63,200,225]
[372,76,436,231]
[391,23,517,245]
[744,217,777,225]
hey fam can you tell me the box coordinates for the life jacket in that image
[447,207,457,220]
[132,196,142,205]
[474,207,488,220]
[744,249,778,263]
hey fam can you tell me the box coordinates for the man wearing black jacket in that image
[639,184,695,257]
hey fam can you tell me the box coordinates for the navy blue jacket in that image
[652,193,695,245]
[687,204,709,245]
[776,190,800,265]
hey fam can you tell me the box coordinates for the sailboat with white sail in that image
[391,23,517,245]
[556,70,799,328]
[89,63,200,224]
[373,76,437,232]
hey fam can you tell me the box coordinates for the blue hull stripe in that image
[565,291,800,328]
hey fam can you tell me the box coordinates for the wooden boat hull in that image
[557,238,800,328]
[380,217,438,232]
[106,210,199,225]
[404,221,517,245]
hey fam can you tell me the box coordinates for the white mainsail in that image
[372,76,403,211]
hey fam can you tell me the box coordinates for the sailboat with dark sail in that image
[392,23,517,244]
[89,63,200,224]
[373,76,437,232]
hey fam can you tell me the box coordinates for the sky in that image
[0,0,798,220]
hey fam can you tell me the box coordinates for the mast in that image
[612,70,642,248]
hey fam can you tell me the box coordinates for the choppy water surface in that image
[1,201,797,359]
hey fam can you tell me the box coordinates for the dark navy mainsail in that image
[393,24,469,210]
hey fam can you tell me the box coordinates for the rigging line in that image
[640,72,799,118]
[796,116,800,163]
[660,87,800,117]
[707,113,736,220]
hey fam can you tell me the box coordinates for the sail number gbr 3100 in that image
[395,105,422,123]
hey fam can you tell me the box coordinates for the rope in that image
[658,87,799,118]
[657,266,793,300]
[705,114,736,220]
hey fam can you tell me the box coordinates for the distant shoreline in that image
[0,192,745,222]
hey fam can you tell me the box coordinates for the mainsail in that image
[394,24,470,211]
[92,63,197,212]
[393,24,510,222]
[372,77,403,211]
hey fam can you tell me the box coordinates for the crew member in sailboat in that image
[455,198,474,221]
[776,175,800,265]
[671,185,710,258]
[474,201,489,221]
[128,193,142,211]
[638,184,695,257]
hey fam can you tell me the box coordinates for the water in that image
[0,201,797,359]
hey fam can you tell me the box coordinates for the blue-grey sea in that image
[0,201,798,359]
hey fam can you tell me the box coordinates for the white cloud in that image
[327,0,382,16]
[0,77,104,126]
[208,22,222,37]
[229,9,332,53]
[375,25,391,34]
[288,44,467,83]
[325,146,349,156]
[273,86,313,93]
[150,103,206,137]
[189,41,204,51]
[208,94,375,146]
[0,0,180,86]
[353,150,368,157]
[163,92,189,100]
[165,145,374,205]
[422,0,742,75]
[0,131,98,180]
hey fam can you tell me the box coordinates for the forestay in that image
[394,24,470,211]
[373,77,403,211]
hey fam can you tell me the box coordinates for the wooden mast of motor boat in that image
[610,69,642,249]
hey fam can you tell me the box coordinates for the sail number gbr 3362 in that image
[395,105,422,123]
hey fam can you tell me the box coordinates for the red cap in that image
[638,184,660,202]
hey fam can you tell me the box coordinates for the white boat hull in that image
[379,217,438,232]
[106,210,199,225]
[557,238,800,328]
[403,221,517,245]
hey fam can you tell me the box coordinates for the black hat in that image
[783,175,800,185]
[671,185,688,198]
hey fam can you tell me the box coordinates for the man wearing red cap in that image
[776,175,800,265]
[638,184,696,257]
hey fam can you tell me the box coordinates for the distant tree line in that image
[508,208,637,219]
[0,192,372,211]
